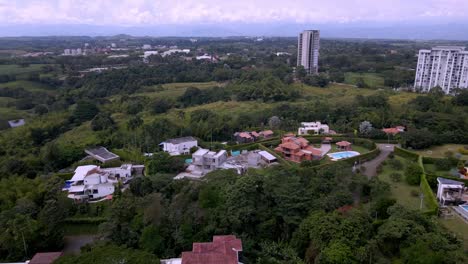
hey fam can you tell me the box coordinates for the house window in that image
[93,190,98,194]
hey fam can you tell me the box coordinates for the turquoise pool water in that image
[327,151,360,160]
[461,205,468,212]
[185,159,193,164]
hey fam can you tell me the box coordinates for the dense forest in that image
[0,36,467,263]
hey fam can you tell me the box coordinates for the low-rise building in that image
[162,49,190,57]
[437,177,466,206]
[234,130,274,143]
[160,137,198,156]
[274,136,322,163]
[259,130,274,139]
[8,119,25,128]
[161,235,243,264]
[298,122,330,135]
[64,164,143,203]
[191,148,228,176]
[382,126,405,135]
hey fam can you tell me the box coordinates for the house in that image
[160,137,198,156]
[64,164,143,203]
[29,252,63,264]
[274,136,322,163]
[298,122,330,135]
[191,148,228,176]
[437,177,465,206]
[234,132,255,143]
[259,130,274,139]
[382,126,405,135]
[258,151,277,164]
[8,119,25,128]
[336,141,352,151]
[161,235,243,264]
[162,49,190,57]
[85,147,120,163]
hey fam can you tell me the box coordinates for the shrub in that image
[405,163,422,185]
[388,159,404,170]
[376,164,383,174]
[410,190,420,197]
[390,172,402,182]
[388,152,395,159]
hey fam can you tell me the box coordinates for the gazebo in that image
[336,141,352,150]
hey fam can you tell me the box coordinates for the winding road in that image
[361,144,397,178]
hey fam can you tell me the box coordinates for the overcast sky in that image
[1,0,468,26]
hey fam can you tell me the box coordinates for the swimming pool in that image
[327,151,360,161]
[460,204,468,212]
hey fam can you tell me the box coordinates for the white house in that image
[298,122,330,135]
[8,119,25,128]
[64,164,143,203]
[161,49,190,57]
[437,177,465,206]
[160,137,198,156]
[191,148,228,176]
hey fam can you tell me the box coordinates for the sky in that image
[1,0,468,26]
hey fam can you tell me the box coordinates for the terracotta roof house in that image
[251,131,260,138]
[274,136,322,163]
[259,130,274,138]
[382,126,405,135]
[233,132,254,144]
[29,252,63,264]
[161,235,243,264]
[336,141,352,150]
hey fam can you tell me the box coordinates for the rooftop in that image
[165,137,198,144]
[8,119,25,128]
[336,141,352,147]
[437,177,465,186]
[85,147,119,162]
[29,252,62,264]
[181,235,242,264]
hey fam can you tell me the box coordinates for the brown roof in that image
[30,252,63,264]
[182,235,242,264]
[382,128,400,135]
[280,142,300,150]
[251,131,260,137]
[336,141,351,147]
[323,137,333,141]
[304,146,322,156]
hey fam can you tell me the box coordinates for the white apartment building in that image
[297,30,320,74]
[160,137,198,156]
[414,46,468,94]
[298,122,329,135]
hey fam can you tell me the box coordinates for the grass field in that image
[0,80,56,93]
[413,144,468,159]
[135,81,221,99]
[344,72,385,88]
[378,157,425,211]
[423,164,456,178]
[438,217,468,250]
[0,64,46,75]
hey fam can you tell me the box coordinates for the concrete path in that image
[319,143,332,156]
[361,144,397,178]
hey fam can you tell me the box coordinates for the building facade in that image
[297,30,320,74]
[160,137,198,156]
[298,121,329,135]
[414,46,468,94]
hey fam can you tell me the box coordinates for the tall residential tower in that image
[414,46,468,94]
[297,30,320,74]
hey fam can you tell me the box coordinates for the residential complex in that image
[414,46,468,94]
[160,137,198,156]
[233,130,274,143]
[64,164,144,203]
[297,30,320,74]
[298,122,329,135]
[191,148,228,176]
[275,136,323,163]
[161,235,243,264]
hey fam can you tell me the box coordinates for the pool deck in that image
[453,206,468,223]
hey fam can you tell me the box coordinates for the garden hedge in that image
[394,147,419,162]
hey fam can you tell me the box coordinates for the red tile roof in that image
[304,146,322,156]
[251,131,260,137]
[29,252,63,264]
[182,235,242,264]
[238,132,252,139]
[382,128,400,135]
[260,130,274,136]
[336,141,352,147]
[280,142,300,150]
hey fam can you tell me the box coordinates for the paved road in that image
[361,144,397,178]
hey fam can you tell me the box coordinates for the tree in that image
[34,104,49,115]
[151,98,172,114]
[359,121,373,136]
[405,163,422,185]
[268,116,281,129]
[146,152,184,174]
[72,101,99,123]
[127,116,143,130]
[91,113,114,131]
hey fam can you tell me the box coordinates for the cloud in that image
[1,0,468,25]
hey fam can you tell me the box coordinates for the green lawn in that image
[0,64,46,75]
[438,217,468,250]
[378,157,425,211]
[0,80,56,93]
[344,72,385,88]
[63,223,100,235]
[413,144,468,160]
[423,164,456,178]
[135,81,221,99]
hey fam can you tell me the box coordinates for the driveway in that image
[361,144,397,178]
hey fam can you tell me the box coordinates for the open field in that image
[344,72,385,88]
[413,144,468,159]
[135,81,221,99]
[423,164,456,178]
[0,80,56,94]
[0,64,46,75]
[378,157,425,211]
